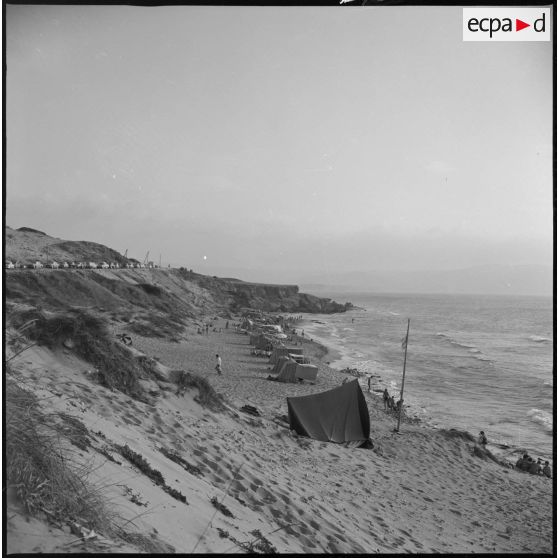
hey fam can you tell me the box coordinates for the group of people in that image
[477,433,551,478]
[515,453,551,478]
[382,388,403,413]
[198,323,225,335]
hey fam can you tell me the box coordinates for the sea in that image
[298,292,554,463]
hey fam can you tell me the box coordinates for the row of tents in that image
[244,314,372,448]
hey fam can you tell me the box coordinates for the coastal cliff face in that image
[190,274,351,314]
[4,227,351,320]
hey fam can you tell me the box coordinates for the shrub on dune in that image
[169,370,225,411]
[8,308,147,400]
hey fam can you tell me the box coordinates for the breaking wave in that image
[528,335,551,344]
[527,408,553,433]
[436,332,476,350]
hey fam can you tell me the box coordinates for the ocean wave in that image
[436,332,474,348]
[527,408,553,432]
[437,332,486,358]
[528,335,551,343]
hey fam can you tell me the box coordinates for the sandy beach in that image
[6,315,554,554]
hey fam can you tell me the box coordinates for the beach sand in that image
[6,316,553,553]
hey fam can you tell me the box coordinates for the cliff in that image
[5,227,351,329]
[189,273,351,314]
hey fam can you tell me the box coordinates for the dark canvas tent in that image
[287,380,370,445]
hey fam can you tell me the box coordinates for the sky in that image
[5,5,554,289]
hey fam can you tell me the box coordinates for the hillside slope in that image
[5,227,351,317]
[5,226,128,266]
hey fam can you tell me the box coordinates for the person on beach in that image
[215,354,222,375]
[388,395,395,411]
[542,461,551,478]
[528,458,541,475]
[516,453,529,471]
[382,389,389,409]
[225,320,229,329]
[478,431,488,447]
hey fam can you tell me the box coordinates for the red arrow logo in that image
[516,18,530,31]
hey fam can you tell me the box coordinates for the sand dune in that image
[6,318,553,553]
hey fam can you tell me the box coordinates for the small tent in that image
[274,360,299,383]
[287,380,370,445]
[269,347,303,364]
[270,356,292,375]
[254,334,273,351]
[294,364,318,382]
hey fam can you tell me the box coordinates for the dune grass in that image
[6,376,176,552]
[9,307,148,401]
[169,370,225,411]
[5,378,114,531]
[127,312,185,341]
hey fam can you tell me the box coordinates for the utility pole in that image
[395,319,410,433]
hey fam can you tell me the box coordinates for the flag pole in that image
[395,318,410,433]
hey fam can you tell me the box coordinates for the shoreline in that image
[295,314,551,466]
[7,312,553,553]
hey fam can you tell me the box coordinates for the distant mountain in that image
[300,264,553,297]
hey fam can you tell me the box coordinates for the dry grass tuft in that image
[169,370,225,411]
[127,312,185,341]
[5,379,114,532]
[116,444,188,504]
[6,376,177,552]
[8,308,148,401]
[439,428,476,443]
[159,447,204,477]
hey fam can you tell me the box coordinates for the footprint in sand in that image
[308,519,320,531]
[230,479,247,493]
[269,507,283,520]
[255,486,277,504]
[278,494,291,506]
[298,534,318,551]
